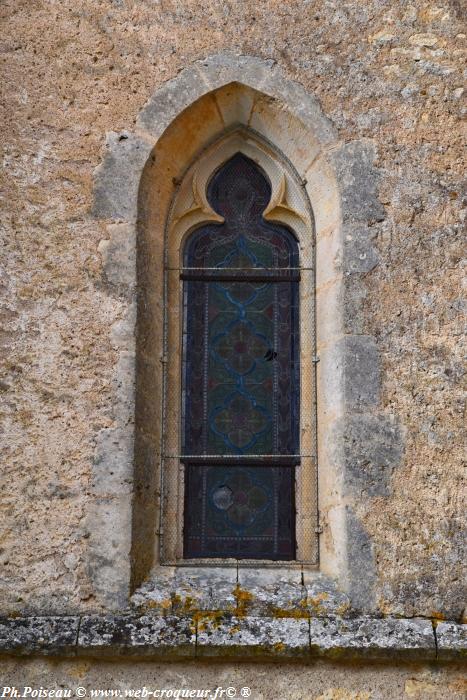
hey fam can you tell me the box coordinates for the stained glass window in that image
[182,153,299,559]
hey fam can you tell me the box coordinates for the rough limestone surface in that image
[309,617,435,660]
[0,0,466,689]
[1,657,467,700]
[196,616,310,658]
[0,616,79,655]
[77,614,196,657]
[128,569,356,619]
[436,622,467,660]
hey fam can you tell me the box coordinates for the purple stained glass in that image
[182,153,299,559]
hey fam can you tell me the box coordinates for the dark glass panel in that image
[181,153,299,559]
[183,279,299,456]
[184,464,296,560]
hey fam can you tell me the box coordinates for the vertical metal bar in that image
[202,282,209,455]
[159,260,169,561]
[273,282,279,455]
[311,231,319,565]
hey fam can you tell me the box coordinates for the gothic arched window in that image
[181,154,300,559]
[160,128,317,566]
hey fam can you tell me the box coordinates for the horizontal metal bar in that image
[178,456,301,467]
[186,535,277,541]
[164,560,317,567]
[162,454,315,459]
[180,271,300,282]
[166,266,313,271]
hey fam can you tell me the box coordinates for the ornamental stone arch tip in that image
[90,52,404,615]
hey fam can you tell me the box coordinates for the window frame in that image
[159,128,319,566]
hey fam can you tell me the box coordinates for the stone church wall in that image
[1,0,465,695]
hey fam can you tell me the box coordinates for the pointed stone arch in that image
[90,53,400,616]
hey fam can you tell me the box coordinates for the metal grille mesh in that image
[159,151,318,565]
[159,267,318,566]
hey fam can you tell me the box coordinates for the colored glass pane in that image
[184,465,295,559]
[182,153,299,559]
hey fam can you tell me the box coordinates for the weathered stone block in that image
[345,507,377,613]
[98,223,136,292]
[110,301,137,350]
[317,277,370,344]
[309,617,436,660]
[330,140,386,224]
[199,52,276,95]
[130,579,173,615]
[110,350,136,425]
[303,574,351,617]
[342,280,368,335]
[436,622,467,660]
[171,579,216,614]
[0,616,79,655]
[209,583,238,612]
[342,223,379,275]
[238,568,302,586]
[131,569,238,614]
[244,582,306,617]
[86,496,132,611]
[176,569,239,612]
[196,615,310,658]
[330,413,404,498]
[236,569,305,615]
[92,132,153,222]
[213,83,257,127]
[137,64,208,137]
[92,426,134,497]
[171,568,237,613]
[78,615,196,658]
[341,335,380,409]
[315,228,342,288]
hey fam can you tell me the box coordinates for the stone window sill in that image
[3,569,464,662]
[130,566,329,619]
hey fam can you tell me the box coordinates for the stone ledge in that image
[0,616,79,656]
[436,622,467,660]
[197,616,309,659]
[309,617,436,661]
[0,615,462,662]
[77,615,195,659]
